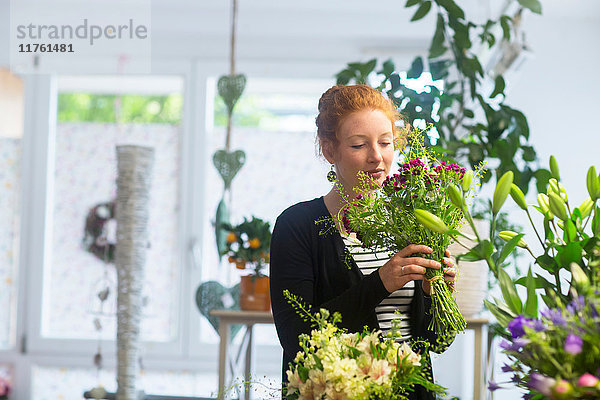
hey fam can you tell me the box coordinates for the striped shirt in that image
[342,234,413,342]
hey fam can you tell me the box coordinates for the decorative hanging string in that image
[226,0,238,151]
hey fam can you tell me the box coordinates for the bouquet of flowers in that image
[342,130,482,334]
[492,284,600,399]
[283,291,447,400]
[221,216,271,277]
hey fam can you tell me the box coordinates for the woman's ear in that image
[321,140,337,164]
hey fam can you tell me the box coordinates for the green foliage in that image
[58,93,182,124]
[336,1,545,196]
[452,156,600,324]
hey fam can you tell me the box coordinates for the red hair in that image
[315,84,405,155]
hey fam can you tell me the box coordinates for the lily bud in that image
[549,155,560,181]
[586,166,600,200]
[579,197,594,218]
[548,178,560,197]
[537,193,554,219]
[557,220,564,230]
[461,170,473,192]
[510,184,527,210]
[415,209,450,234]
[570,262,590,292]
[493,171,514,215]
[447,185,464,209]
[548,192,569,221]
[498,231,528,248]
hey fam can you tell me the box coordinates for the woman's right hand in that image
[378,244,442,293]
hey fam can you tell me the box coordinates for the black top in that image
[270,197,452,399]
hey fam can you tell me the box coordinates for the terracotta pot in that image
[240,275,271,311]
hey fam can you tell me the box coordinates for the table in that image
[211,310,489,400]
[210,310,273,400]
[465,318,490,400]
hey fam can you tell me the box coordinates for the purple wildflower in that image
[564,333,583,355]
[567,295,585,314]
[508,315,533,338]
[500,338,530,352]
[528,373,555,396]
[540,308,567,326]
[488,380,503,392]
[501,363,514,373]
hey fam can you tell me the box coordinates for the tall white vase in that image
[449,219,489,318]
[115,145,154,400]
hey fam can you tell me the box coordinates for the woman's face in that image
[325,109,395,194]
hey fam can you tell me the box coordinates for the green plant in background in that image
[58,93,183,124]
[335,0,548,194]
[221,216,272,277]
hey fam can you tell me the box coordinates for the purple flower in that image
[564,333,583,355]
[501,363,514,373]
[567,295,585,314]
[540,308,566,326]
[500,338,530,352]
[508,315,533,338]
[528,373,555,396]
[510,374,522,383]
[533,319,546,332]
[488,380,503,392]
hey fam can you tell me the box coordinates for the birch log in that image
[115,145,154,400]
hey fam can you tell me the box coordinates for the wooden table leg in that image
[217,321,230,400]
[244,324,253,400]
[473,324,483,400]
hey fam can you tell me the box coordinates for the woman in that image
[269,84,457,399]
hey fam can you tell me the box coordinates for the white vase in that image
[448,219,489,318]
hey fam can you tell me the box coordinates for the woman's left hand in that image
[422,249,457,296]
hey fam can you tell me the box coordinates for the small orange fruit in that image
[248,238,261,249]
[235,260,246,269]
[228,256,235,263]
[226,232,237,244]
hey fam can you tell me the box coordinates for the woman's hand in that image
[422,249,457,296]
[378,246,457,295]
[378,244,442,293]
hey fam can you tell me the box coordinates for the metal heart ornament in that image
[195,281,242,338]
[212,149,246,189]
[217,74,247,114]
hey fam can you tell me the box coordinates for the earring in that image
[327,164,337,183]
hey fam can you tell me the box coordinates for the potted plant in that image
[222,216,272,311]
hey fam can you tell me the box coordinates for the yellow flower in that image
[248,238,261,249]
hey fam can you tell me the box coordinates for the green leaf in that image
[313,354,323,370]
[517,0,542,14]
[405,0,421,7]
[557,241,583,267]
[470,239,494,259]
[359,59,377,78]
[495,233,524,265]
[298,365,309,382]
[380,59,396,77]
[521,146,536,162]
[490,75,505,98]
[498,268,522,314]
[500,16,512,41]
[437,0,464,19]
[463,109,474,118]
[484,299,515,326]
[523,267,538,317]
[534,169,552,194]
[411,1,432,21]
[515,274,554,291]
[429,14,447,58]
[536,254,558,274]
[407,57,424,79]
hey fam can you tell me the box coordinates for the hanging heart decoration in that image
[212,149,246,190]
[195,281,242,338]
[217,74,247,115]
[214,198,230,257]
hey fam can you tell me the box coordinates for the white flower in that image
[368,358,392,385]
[398,341,421,366]
[308,369,326,399]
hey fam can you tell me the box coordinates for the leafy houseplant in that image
[415,156,600,397]
[335,0,548,195]
[222,216,272,311]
